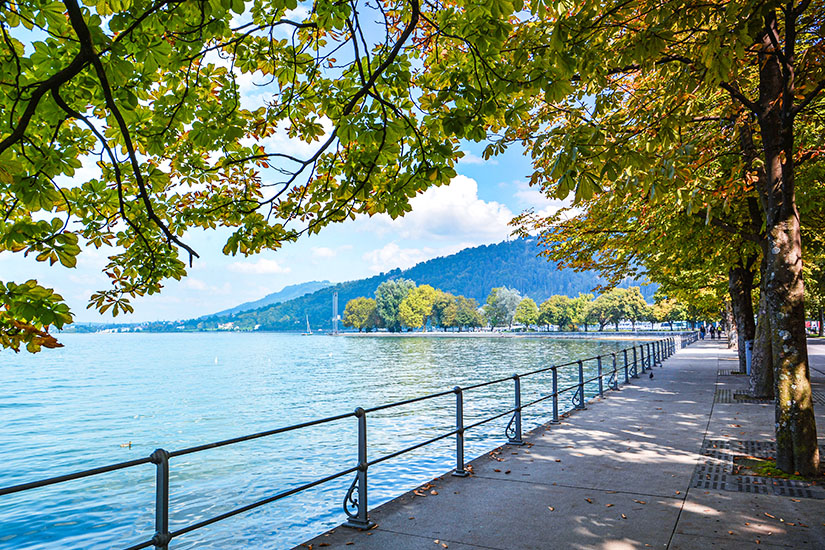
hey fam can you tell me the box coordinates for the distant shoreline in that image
[339,330,686,341]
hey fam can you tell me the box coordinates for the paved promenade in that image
[297,339,825,550]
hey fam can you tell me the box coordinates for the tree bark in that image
[751,273,774,399]
[818,307,823,337]
[729,261,756,373]
[725,300,737,348]
[754,10,818,475]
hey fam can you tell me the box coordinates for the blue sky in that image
[1,144,566,323]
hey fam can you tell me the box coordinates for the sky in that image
[1,143,567,323]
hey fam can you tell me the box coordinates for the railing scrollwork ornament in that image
[343,475,360,520]
[506,374,524,445]
[570,385,584,409]
[607,370,618,391]
[505,412,516,439]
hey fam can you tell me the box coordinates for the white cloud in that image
[184,278,209,291]
[513,180,574,218]
[312,247,337,259]
[311,244,352,259]
[361,175,514,243]
[228,258,291,274]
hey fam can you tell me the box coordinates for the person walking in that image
[699,325,706,340]
[710,325,716,339]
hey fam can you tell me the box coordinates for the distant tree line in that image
[343,281,691,333]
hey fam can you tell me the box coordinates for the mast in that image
[332,292,339,335]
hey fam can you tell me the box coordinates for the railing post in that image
[574,360,586,410]
[639,345,646,374]
[597,356,604,398]
[506,374,524,445]
[611,353,619,390]
[150,449,171,550]
[632,346,638,378]
[453,387,468,477]
[623,349,629,383]
[550,367,560,424]
[344,408,375,529]
[646,343,652,370]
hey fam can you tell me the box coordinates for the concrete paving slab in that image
[673,488,825,548]
[300,476,683,550]
[669,532,794,549]
[469,438,700,498]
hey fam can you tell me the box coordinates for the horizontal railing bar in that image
[169,465,359,539]
[463,406,518,431]
[557,382,582,395]
[521,392,556,409]
[122,537,155,550]
[170,411,355,458]
[368,429,459,467]
[461,374,516,391]
[0,456,153,497]
[364,388,455,414]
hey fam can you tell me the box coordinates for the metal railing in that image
[0,333,696,549]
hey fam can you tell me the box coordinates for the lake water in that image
[0,333,656,549]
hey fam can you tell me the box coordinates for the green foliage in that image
[539,295,572,330]
[651,294,688,330]
[375,279,416,332]
[513,297,539,329]
[449,296,485,331]
[483,286,521,328]
[398,284,438,330]
[0,280,72,352]
[342,297,379,332]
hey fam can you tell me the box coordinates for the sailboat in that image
[302,314,312,336]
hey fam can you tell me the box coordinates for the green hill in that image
[212,280,332,316]
[170,238,653,332]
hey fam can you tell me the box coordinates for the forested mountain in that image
[168,238,653,332]
[212,280,332,316]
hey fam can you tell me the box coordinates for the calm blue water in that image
[0,333,650,549]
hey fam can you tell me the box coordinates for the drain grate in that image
[714,389,733,403]
[718,369,746,376]
[714,389,773,404]
[692,439,825,499]
[733,391,773,404]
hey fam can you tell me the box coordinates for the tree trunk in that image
[818,307,823,337]
[729,260,756,374]
[751,280,774,399]
[725,300,736,348]
[755,11,818,475]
